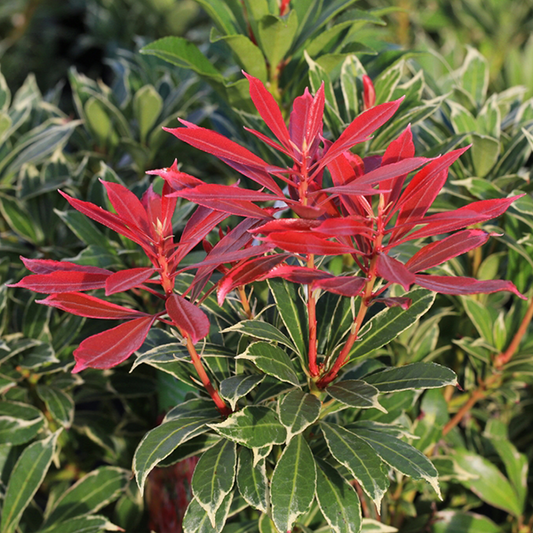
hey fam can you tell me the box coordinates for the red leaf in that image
[37,292,149,319]
[406,230,489,273]
[250,219,322,235]
[105,268,156,295]
[376,253,415,290]
[244,72,292,150]
[305,84,325,152]
[10,271,110,293]
[390,147,469,240]
[20,257,111,275]
[165,124,271,171]
[165,294,210,344]
[380,125,415,205]
[147,160,203,191]
[313,216,374,237]
[388,195,524,244]
[72,316,156,372]
[59,191,148,249]
[414,274,526,299]
[192,244,274,270]
[264,265,332,285]
[312,276,366,297]
[217,254,289,304]
[362,75,376,110]
[244,127,293,157]
[174,195,272,219]
[263,231,357,255]
[315,98,403,174]
[101,180,150,236]
[171,183,279,203]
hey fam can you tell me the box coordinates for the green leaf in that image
[432,511,502,533]
[0,194,42,244]
[453,449,522,516]
[340,54,366,119]
[141,37,223,84]
[43,467,129,526]
[209,406,286,449]
[257,12,298,74]
[361,519,397,532]
[349,289,435,360]
[267,279,308,359]
[1,430,60,533]
[471,134,500,178]
[222,320,297,352]
[374,62,403,105]
[182,493,233,533]
[35,515,121,533]
[192,439,236,525]
[363,363,457,392]
[278,389,321,440]
[315,460,362,533]
[413,389,448,453]
[193,0,238,35]
[237,447,269,513]
[460,47,489,105]
[133,415,216,493]
[36,385,74,428]
[462,297,496,347]
[320,422,388,507]
[211,33,267,82]
[259,513,277,533]
[449,101,477,134]
[54,209,106,247]
[133,85,163,143]
[271,435,316,533]
[237,342,300,386]
[326,380,385,411]
[355,428,440,498]
[220,375,265,410]
[0,401,45,445]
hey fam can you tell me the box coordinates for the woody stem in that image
[185,334,231,417]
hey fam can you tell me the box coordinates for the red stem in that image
[307,254,319,377]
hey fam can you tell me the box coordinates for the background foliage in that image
[0,1,532,533]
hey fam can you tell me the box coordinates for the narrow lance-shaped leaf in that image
[166,294,210,344]
[0,430,60,533]
[20,257,112,275]
[37,292,150,319]
[321,422,388,508]
[192,439,236,526]
[72,316,156,372]
[237,447,269,514]
[315,460,362,533]
[271,434,316,533]
[364,363,457,392]
[10,271,110,293]
[376,253,415,291]
[105,267,155,295]
[263,231,357,255]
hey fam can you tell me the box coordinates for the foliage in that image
[1,1,533,533]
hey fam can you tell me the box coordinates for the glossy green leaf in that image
[237,447,269,513]
[0,194,41,244]
[1,430,60,533]
[315,460,362,533]
[85,98,119,147]
[54,209,106,247]
[134,415,216,492]
[320,422,388,507]
[349,289,435,360]
[341,54,366,119]
[449,101,477,134]
[208,406,286,449]
[327,380,385,411]
[361,519,397,532]
[432,511,501,533]
[453,449,522,516]
[222,320,297,352]
[471,134,500,178]
[237,342,300,386]
[413,389,448,453]
[259,513,277,533]
[193,0,238,35]
[36,385,74,428]
[220,374,265,410]
[35,515,121,533]
[182,493,233,533]
[212,33,267,82]
[192,439,236,525]
[363,363,457,392]
[257,12,298,74]
[278,389,321,440]
[44,466,129,526]
[268,279,308,359]
[355,428,441,498]
[374,62,403,105]
[0,401,45,445]
[133,85,163,142]
[460,47,489,105]
[271,434,316,533]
